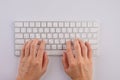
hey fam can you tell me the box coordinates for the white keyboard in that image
[14,21,99,56]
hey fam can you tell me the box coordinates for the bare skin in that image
[16,38,93,80]
[16,39,49,80]
[62,39,93,80]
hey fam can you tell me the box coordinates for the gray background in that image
[0,0,120,80]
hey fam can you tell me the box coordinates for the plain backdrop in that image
[0,0,120,80]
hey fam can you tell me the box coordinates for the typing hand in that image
[62,39,93,80]
[16,39,49,80]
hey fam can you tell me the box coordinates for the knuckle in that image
[31,44,35,48]
[39,48,44,53]
[70,62,76,68]
[39,47,43,50]
[75,45,79,50]
[28,58,32,63]
[34,61,40,66]
[67,48,71,53]
[26,45,29,50]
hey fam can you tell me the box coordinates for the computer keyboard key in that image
[67,28,72,33]
[15,22,23,27]
[24,22,29,27]
[63,45,66,49]
[30,22,35,27]
[21,28,26,33]
[59,33,64,38]
[91,44,98,49]
[87,33,92,38]
[76,22,81,27]
[30,34,35,38]
[84,28,89,32]
[15,51,20,56]
[93,34,97,38]
[53,34,58,38]
[50,28,55,32]
[56,28,61,32]
[87,22,93,27]
[93,22,99,27]
[49,39,54,44]
[15,39,24,44]
[27,28,32,33]
[76,33,81,37]
[73,28,78,33]
[70,33,75,38]
[15,28,20,32]
[59,22,64,27]
[33,28,38,33]
[57,45,62,49]
[60,39,65,44]
[65,33,69,38]
[25,39,30,42]
[79,28,83,32]
[39,28,43,33]
[82,33,87,38]
[70,22,75,27]
[24,34,29,38]
[53,22,58,27]
[44,28,49,33]
[65,22,69,27]
[47,34,52,38]
[36,22,41,27]
[46,45,51,49]
[15,45,22,50]
[36,34,40,38]
[62,28,66,33]
[55,39,59,44]
[41,34,46,38]
[44,39,49,44]
[41,22,46,27]
[47,22,52,27]
[15,34,23,38]
[89,39,97,44]
[82,21,87,27]
[90,28,98,32]
[52,45,56,49]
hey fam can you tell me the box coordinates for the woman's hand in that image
[62,39,93,80]
[16,39,49,80]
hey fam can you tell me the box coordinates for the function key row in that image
[14,21,99,28]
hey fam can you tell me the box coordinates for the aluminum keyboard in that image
[14,21,99,56]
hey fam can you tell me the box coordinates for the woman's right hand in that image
[62,39,93,80]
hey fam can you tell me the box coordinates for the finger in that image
[37,40,46,64]
[74,39,82,59]
[85,42,92,59]
[25,40,32,57]
[20,42,27,59]
[30,39,39,58]
[66,41,74,64]
[42,52,49,73]
[78,39,87,58]
[62,52,69,70]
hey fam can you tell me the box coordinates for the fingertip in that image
[44,52,49,62]
[42,40,46,44]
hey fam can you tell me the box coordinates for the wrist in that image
[72,79,80,80]
[72,78,80,80]
[16,76,21,80]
